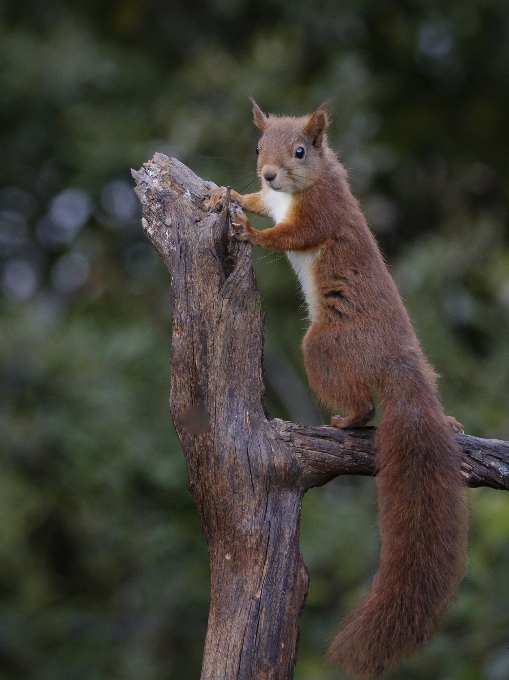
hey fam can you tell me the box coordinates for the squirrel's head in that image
[251,101,329,194]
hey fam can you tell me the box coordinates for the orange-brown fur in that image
[209,104,468,677]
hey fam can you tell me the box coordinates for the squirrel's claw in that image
[206,186,228,212]
[232,212,252,241]
[206,186,251,241]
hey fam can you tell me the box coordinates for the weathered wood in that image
[272,420,509,491]
[132,153,509,680]
[133,154,308,680]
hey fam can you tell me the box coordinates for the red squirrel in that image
[208,103,468,677]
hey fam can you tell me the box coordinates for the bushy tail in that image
[327,379,468,677]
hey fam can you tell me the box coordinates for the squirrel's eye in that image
[295,146,305,159]
[256,146,259,155]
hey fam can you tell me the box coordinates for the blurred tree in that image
[1,0,509,678]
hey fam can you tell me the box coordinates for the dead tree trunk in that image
[132,153,509,680]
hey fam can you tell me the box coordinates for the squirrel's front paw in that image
[231,213,253,241]
[206,186,228,211]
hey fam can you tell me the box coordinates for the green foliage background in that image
[2,1,509,678]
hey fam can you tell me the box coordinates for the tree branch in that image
[272,419,509,491]
[132,153,509,680]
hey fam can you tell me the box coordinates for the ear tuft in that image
[303,107,329,148]
[250,98,268,131]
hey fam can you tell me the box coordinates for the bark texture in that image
[132,153,509,680]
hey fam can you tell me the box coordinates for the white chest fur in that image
[263,189,293,223]
[262,189,320,321]
[285,250,321,320]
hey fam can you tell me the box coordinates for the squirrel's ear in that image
[251,99,268,131]
[303,107,329,148]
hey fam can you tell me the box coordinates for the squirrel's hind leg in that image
[303,321,375,430]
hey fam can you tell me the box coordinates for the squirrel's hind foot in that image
[447,415,464,434]
[331,403,375,429]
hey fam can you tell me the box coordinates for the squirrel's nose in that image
[263,170,277,182]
